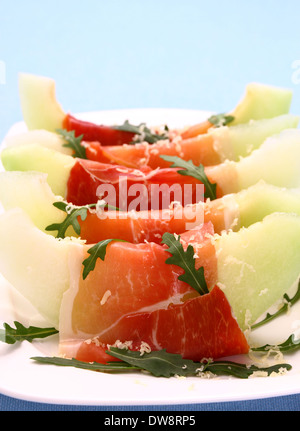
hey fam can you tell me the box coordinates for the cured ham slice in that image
[84,132,221,170]
[58,222,239,362]
[79,195,238,244]
[76,286,249,363]
[66,158,212,210]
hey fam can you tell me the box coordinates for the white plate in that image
[1,109,300,406]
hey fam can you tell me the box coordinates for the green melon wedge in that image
[211,114,299,162]
[216,213,300,330]
[19,73,66,132]
[233,182,300,230]
[0,144,75,197]
[229,82,293,125]
[206,181,300,232]
[207,129,300,195]
[3,129,73,156]
[0,171,76,236]
[0,208,84,328]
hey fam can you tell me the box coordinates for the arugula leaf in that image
[204,360,292,379]
[31,348,292,379]
[46,201,121,239]
[31,355,138,373]
[252,281,300,330]
[161,232,208,295]
[108,347,292,378]
[45,202,97,239]
[113,120,169,144]
[56,129,87,159]
[251,334,300,354]
[82,239,127,280]
[208,113,235,128]
[0,321,58,345]
[159,155,217,200]
[109,348,198,377]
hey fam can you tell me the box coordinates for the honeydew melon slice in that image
[19,73,66,132]
[206,181,300,232]
[207,129,300,195]
[0,144,75,197]
[216,213,300,330]
[233,182,300,230]
[3,129,73,156]
[229,82,293,125]
[211,114,299,162]
[0,208,84,328]
[0,171,76,236]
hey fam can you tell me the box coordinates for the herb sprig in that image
[0,321,294,379]
[46,201,120,239]
[160,155,217,200]
[252,334,300,354]
[161,232,208,296]
[82,239,127,280]
[252,282,300,330]
[208,113,235,128]
[45,202,97,239]
[57,129,87,159]
[0,321,58,344]
[113,120,169,144]
[31,347,292,379]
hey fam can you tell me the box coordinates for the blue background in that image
[0,0,300,411]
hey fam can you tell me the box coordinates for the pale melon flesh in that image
[19,73,66,132]
[233,182,300,230]
[212,114,299,162]
[0,209,83,328]
[0,144,75,198]
[216,213,300,330]
[229,82,293,125]
[207,129,300,195]
[0,171,76,236]
[3,129,73,156]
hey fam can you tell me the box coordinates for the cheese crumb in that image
[100,290,112,306]
[139,341,152,356]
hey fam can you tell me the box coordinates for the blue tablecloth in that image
[0,0,300,411]
[1,393,300,411]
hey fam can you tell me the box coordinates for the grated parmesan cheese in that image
[100,290,112,306]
